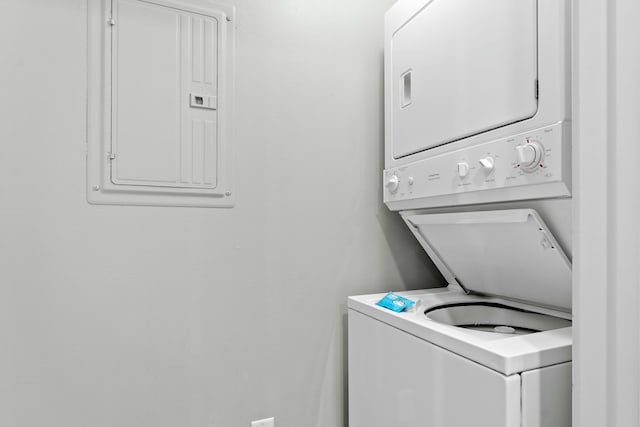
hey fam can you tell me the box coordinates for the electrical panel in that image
[88,0,235,207]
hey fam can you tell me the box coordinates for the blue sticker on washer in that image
[375,292,416,312]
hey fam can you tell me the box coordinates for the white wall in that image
[0,1,443,426]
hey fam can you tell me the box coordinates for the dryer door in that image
[403,209,572,311]
[390,0,538,158]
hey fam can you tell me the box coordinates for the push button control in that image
[457,162,470,178]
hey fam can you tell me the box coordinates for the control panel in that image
[384,122,571,210]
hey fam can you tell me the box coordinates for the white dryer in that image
[383,0,571,209]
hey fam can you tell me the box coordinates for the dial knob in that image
[479,157,495,171]
[385,175,400,193]
[516,141,545,172]
[516,145,536,164]
[457,162,470,178]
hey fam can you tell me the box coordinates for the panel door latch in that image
[190,93,217,110]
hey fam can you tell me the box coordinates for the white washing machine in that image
[349,0,573,425]
[348,209,572,427]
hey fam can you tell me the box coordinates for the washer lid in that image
[404,209,572,311]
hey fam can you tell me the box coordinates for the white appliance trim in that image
[572,0,640,425]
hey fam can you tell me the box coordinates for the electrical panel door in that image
[112,0,219,189]
[87,0,235,207]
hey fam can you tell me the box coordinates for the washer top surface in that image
[348,286,572,375]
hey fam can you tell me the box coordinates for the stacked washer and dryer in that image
[348,0,572,426]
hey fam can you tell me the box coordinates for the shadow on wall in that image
[361,52,445,292]
[377,205,444,289]
[373,52,445,291]
[340,51,446,427]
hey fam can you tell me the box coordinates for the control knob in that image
[479,156,495,171]
[385,174,400,193]
[516,141,545,172]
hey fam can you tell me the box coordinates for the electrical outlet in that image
[251,417,274,427]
